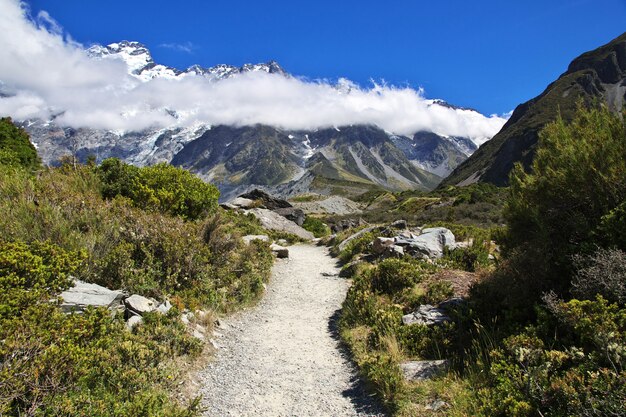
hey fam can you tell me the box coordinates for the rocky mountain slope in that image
[442,32,626,187]
[16,40,497,197]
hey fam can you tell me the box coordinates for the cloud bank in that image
[0,0,507,143]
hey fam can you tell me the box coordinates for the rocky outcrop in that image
[59,280,125,313]
[239,189,292,210]
[270,243,289,258]
[247,208,314,240]
[273,207,305,226]
[394,227,457,259]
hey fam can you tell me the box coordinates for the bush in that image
[302,216,331,238]
[98,158,219,220]
[371,258,423,295]
[0,118,40,171]
[572,248,626,305]
[505,103,626,296]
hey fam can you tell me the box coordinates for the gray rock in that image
[394,227,457,259]
[402,304,451,326]
[372,237,395,254]
[228,197,256,209]
[270,243,289,258]
[400,360,449,381]
[391,220,408,229]
[242,234,270,245]
[156,300,172,314]
[426,400,448,411]
[337,226,379,251]
[239,189,292,210]
[247,208,314,240]
[126,315,143,330]
[274,207,305,226]
[384,245,405,258]
[59,280,125,313]
[124,294,157,315]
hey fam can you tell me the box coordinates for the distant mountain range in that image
[443,32,626,187]
[17,41,501,199]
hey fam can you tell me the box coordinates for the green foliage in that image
[370,258,423,295]
[478,297,626,417]
[0,159,274,415]
[98,158,219,220]
[505,103,626,295]
[338,232,375,263]
[302,216,331,238]
[0,240,202,416]
[0,117,41,171]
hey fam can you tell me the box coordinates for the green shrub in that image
[302,216,331,238]
[338,232,375,263]
[505,103,626,297]
[0,117,41,171]
[98,158,219,220]
[371,258,423,295]
[572,248,626,305]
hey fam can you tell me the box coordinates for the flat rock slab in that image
[247,208,314,240]
[402,304,451,326]
[270,243,289,258]
[400,360,449,381]
[59,280,124,313]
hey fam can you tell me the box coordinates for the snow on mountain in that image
[87,40,286,82]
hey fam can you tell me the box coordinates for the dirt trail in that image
[199,244,384,417]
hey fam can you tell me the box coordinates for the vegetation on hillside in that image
[0,123,274,415]
[336,104,626,416]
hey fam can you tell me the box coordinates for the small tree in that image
[505,103,626,295]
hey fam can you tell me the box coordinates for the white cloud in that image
[159,41,196,53]
[0,0,507,142]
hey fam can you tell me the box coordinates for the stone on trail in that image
[400,360,449,381]
[270,243,289,258]
[59,280,125,313]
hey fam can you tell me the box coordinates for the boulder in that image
[247,208,314,240]
[337,226,379,251]
[384,245,405,258]
[273,207,306,226]
[239,189,292,210]
[242,234,270,245]
[126,315,143,330]
[400,360,449,381]
[270,243,289,258]
[394,227,456,259]
[372,237,395,254]
[228,197,256,209]
[402,304,451,326]
[124,294,157,315]
[391,219,408,229]
[59,280,125,313]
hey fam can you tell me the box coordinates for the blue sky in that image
[22,0,626,115]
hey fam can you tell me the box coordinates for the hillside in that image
[442,31,626,187]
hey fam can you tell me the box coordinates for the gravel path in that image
[199,244,384,417]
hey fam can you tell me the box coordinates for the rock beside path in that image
[247,208,314,240]
[400,360,449,381]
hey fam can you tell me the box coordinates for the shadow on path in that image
[328,308,388,417]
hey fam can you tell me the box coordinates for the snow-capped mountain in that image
[87,40,286,82]
[16,40,502,198]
